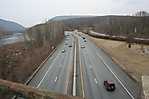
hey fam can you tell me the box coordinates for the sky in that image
[0,0,148,27]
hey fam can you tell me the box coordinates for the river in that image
[0,33,24,47]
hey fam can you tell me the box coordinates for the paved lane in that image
[78,34,138,99]
[27,31,138,99]
[28,31,74,95]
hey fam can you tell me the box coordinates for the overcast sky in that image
[0,0,148,27]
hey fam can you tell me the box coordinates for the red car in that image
[104,80,116,91]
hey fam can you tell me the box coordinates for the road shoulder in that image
[87,35,149,82]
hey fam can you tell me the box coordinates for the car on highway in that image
[104,80,116,91]
[66,38,69,40]
[68,45,72,47]
[65,43,68,45]
[81,45,85,48]
[82,37,85,39]
[61,49,65,53]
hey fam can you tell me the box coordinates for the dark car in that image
[84,40,87,42]
[61,49,65,53]
[82,37,85,39]
[68,45,72,47]
[65,43,68,45]
[104,80,116,91]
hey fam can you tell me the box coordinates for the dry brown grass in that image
[0,42,53,83]
[88,36,149,81]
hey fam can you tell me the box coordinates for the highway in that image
[28,31,74,95]
[27,31,139,99]
[77,33,138,99]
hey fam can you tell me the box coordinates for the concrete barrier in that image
[0,79,83,99]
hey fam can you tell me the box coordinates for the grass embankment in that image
[0,42,53,83]
[89,36,149,82]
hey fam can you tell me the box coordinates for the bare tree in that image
[126,34,134,48]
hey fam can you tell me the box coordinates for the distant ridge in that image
[49,15,96,21]
[0,19,25,33]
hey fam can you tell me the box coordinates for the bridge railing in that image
[0,79,82,99]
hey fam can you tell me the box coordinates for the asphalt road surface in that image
[27,31,138,99]
[77,32,138,99]
[28,31,74,95]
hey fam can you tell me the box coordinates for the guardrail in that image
[89,31,149,45]
[11,48,57,99]
[25,48,56,85]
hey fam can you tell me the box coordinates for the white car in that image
[81,45,85,48]
[62,49,65,53]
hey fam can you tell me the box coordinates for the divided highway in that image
[27,31,139,99]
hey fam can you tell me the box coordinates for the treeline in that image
[25,21,64,48]
[1,20,64,82]
[0,20,64,85]
[93,16,149,38]
[63,16,149,38]
[89,31,149,45]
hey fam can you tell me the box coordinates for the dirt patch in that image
[0,42,53,83]
[88,36,149,82]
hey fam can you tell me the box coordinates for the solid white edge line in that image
[94,78,98,84]
[97,53,135,99]
[65,34,75,94]
[73,38,77,96]
[36,42,65,88]
[25,48,56,85]
[54,76,58,82]
[36,65,53,88]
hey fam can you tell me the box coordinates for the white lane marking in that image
[97,53,135,99]
[54,76,58,82]
[64,41,74,94]
[89,66,92,69]
[73,39,77,96]
[36,47,64,88]
[36,63,53,88]
[94,78,98,84]
[78,38,85,98]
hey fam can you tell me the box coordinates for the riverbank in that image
[0,33,24,46]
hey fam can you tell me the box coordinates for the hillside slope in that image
[0,19,25,33]
[50,15,95,21]
[60,15,149,38]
